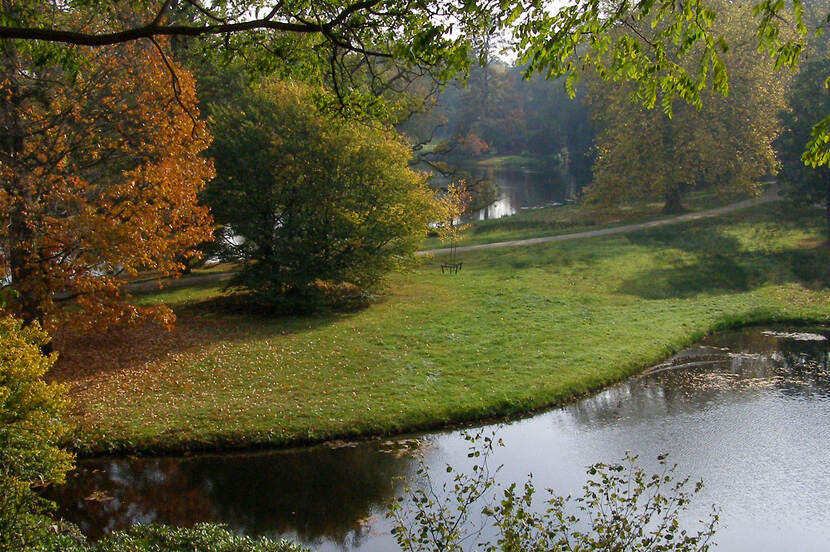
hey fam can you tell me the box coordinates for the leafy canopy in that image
[205,79,440,310]
[0,39,215,330]
[1,1,827,163]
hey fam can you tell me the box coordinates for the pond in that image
[467,166,575,221]
[425,162,575,221]
[50,328,830,551]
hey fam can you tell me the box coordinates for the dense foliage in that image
[76,524,310,552]
[0,316,76,551]
[586,1,788,213]
[778,59,830,232]
[0,39,215,330]
[206,80,439,311]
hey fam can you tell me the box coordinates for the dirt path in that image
[419,189,781,257]
[131,190,781,292]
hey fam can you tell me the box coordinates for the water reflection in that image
[426,163,574,221]
[50,328,830,552]
[50,441,421,546]
[469,167,574,221]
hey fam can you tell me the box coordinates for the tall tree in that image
[0,39,214,330]
[584,1,789,213]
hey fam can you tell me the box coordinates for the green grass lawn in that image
[52,203,830,456]
[421,188,757,250]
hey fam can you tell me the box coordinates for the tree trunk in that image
[662,187,685,214]
[1,39,43,327]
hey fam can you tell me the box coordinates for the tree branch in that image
[0,1,387,46]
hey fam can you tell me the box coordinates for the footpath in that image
[420,189,780,256]
[131,189,781,292]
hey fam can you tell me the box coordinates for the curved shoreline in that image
[57,201,830,459]
[67,314,829,458]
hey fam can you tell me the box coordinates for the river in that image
[49,328,830,551]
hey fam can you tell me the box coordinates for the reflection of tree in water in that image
[564,329,830,429]
[49,457,217,538]
[49,441,420,545]
[48,329,830,548]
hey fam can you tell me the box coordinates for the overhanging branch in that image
[0,0,386,46]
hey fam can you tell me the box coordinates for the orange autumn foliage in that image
[0,40,214,331]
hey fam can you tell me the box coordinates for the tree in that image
[778,59,830,233]
[513,0,830,173]
[0,316,76,550]
[0,39,215,330]
[436,182,471,272]
[204,79,439,311]
[584,1,788,213]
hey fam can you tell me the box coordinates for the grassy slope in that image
[52,203,830,455]
[420,188,748,249]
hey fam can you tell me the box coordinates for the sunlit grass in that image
[52,203,830,455]
[421,188,754,250]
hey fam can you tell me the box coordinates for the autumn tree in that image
[205,80,439,311]
[0,39,214,330]
[584,1,789,213]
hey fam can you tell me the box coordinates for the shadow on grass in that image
[50,292,363,385]
[617,205,830,299]
[618,254,753,299]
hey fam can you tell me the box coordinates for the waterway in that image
[466,166,574,221]
[50,328,830,551]
[425,161,575,221]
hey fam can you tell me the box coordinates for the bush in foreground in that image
[82,524,309,552]
[0,316,75,551]
[389,432,718,552]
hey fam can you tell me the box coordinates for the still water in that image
[425,162,574,221]
[467,167,575,221]
[51,328,830,551]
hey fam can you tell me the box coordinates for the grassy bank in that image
[471,154,553,171]
[421,188,752,249]
[51,203,830,456]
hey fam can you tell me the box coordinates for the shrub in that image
[205,79,440,312]
[87,523,310,552]
[0,316,75,551]
[388,432,718,552]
